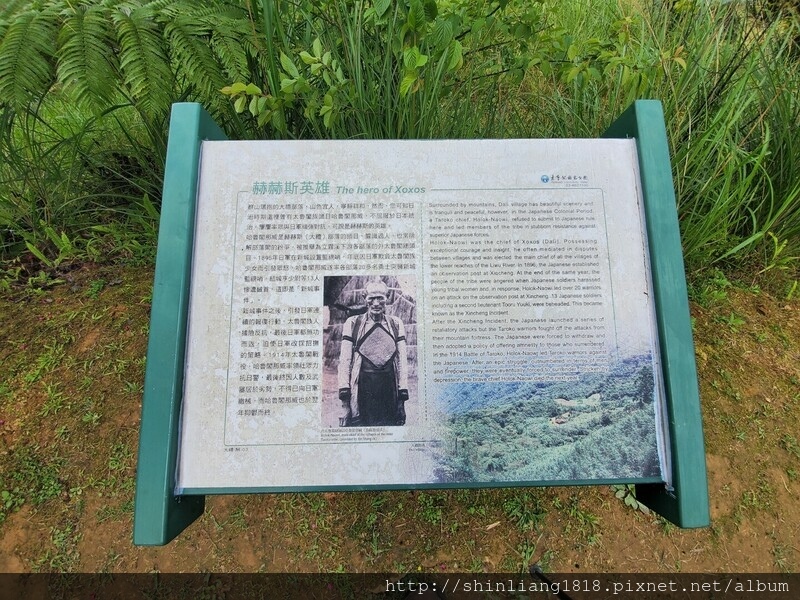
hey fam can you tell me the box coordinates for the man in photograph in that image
[338,280,409,426]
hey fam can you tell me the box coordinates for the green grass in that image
[39,382,66,417]
[780,434,800,459]
[416,492,444,526]
[0,98,163,263]
[521,0,800,272]
[36,523,82,572]
[24,343,65,384]
[0,446,65,525]
[555,493,601,545]
[0,1,796,273]
[503,491,547,531]
[0,1,799,573]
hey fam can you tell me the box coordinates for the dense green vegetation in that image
[437,355,661,482]
[0,0,798,276]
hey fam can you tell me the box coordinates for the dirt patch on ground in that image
[1,265,799,574]
[0,506,34,571]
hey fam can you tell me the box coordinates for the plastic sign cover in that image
[176,139,669,492]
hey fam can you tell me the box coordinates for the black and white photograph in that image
[322,275,418,428]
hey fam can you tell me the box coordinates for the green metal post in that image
[133,104,227,545]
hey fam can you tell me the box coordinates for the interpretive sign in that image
[179,137,666,491]
[134,101,709,545]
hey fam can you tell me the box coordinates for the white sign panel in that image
[176,139,669,492]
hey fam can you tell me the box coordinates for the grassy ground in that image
[1,0,798,583]
[0,263,798,574]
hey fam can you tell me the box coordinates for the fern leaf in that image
[164,15,228,104]
[0,9,58,109]
[213,2,253,21]
[0,0,35,21]
[159,0,240,20]
[56,5,120,109]
[234,25,274,91]
[211,33,250,83]
[139,0,179,14]
[209,15,254,82]
[111,4,174,116]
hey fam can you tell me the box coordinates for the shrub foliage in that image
[0,0,798,271]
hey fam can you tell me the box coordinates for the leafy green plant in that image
[786,280,798,300]
[560,493,600,544]
[85,279,105,300]
[759,232,799,274]
[0,1,260,119]
[612,484,651,515]
[108,442,133,472]
[0,0,545,264]
[503,491,546,531]
[0,96,167,262]
[715,312,746,332]
[417,492,444,525]
[5,447,64,507]
[779,434,800,460]
[0,487,25,525]
[690,268,731,305]
[24,225,78,269]
[523,0,800,271]
[0,259,23,292]
[222,0,544,140]
[0,0,262,261]
[1,0,798,273]
[24,343,65,384]
[82,411,101,426]
[516,539,538,572]
[39,383,65,417]
[37,523,81,572]
[123,380,143,394]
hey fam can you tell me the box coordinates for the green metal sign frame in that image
[602,101,710,528]
[133,104,227,545]
[133,101,709,546]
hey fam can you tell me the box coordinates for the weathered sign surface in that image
[176,138,669,492]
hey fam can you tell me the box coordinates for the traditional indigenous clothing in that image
[338,313,408,426]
